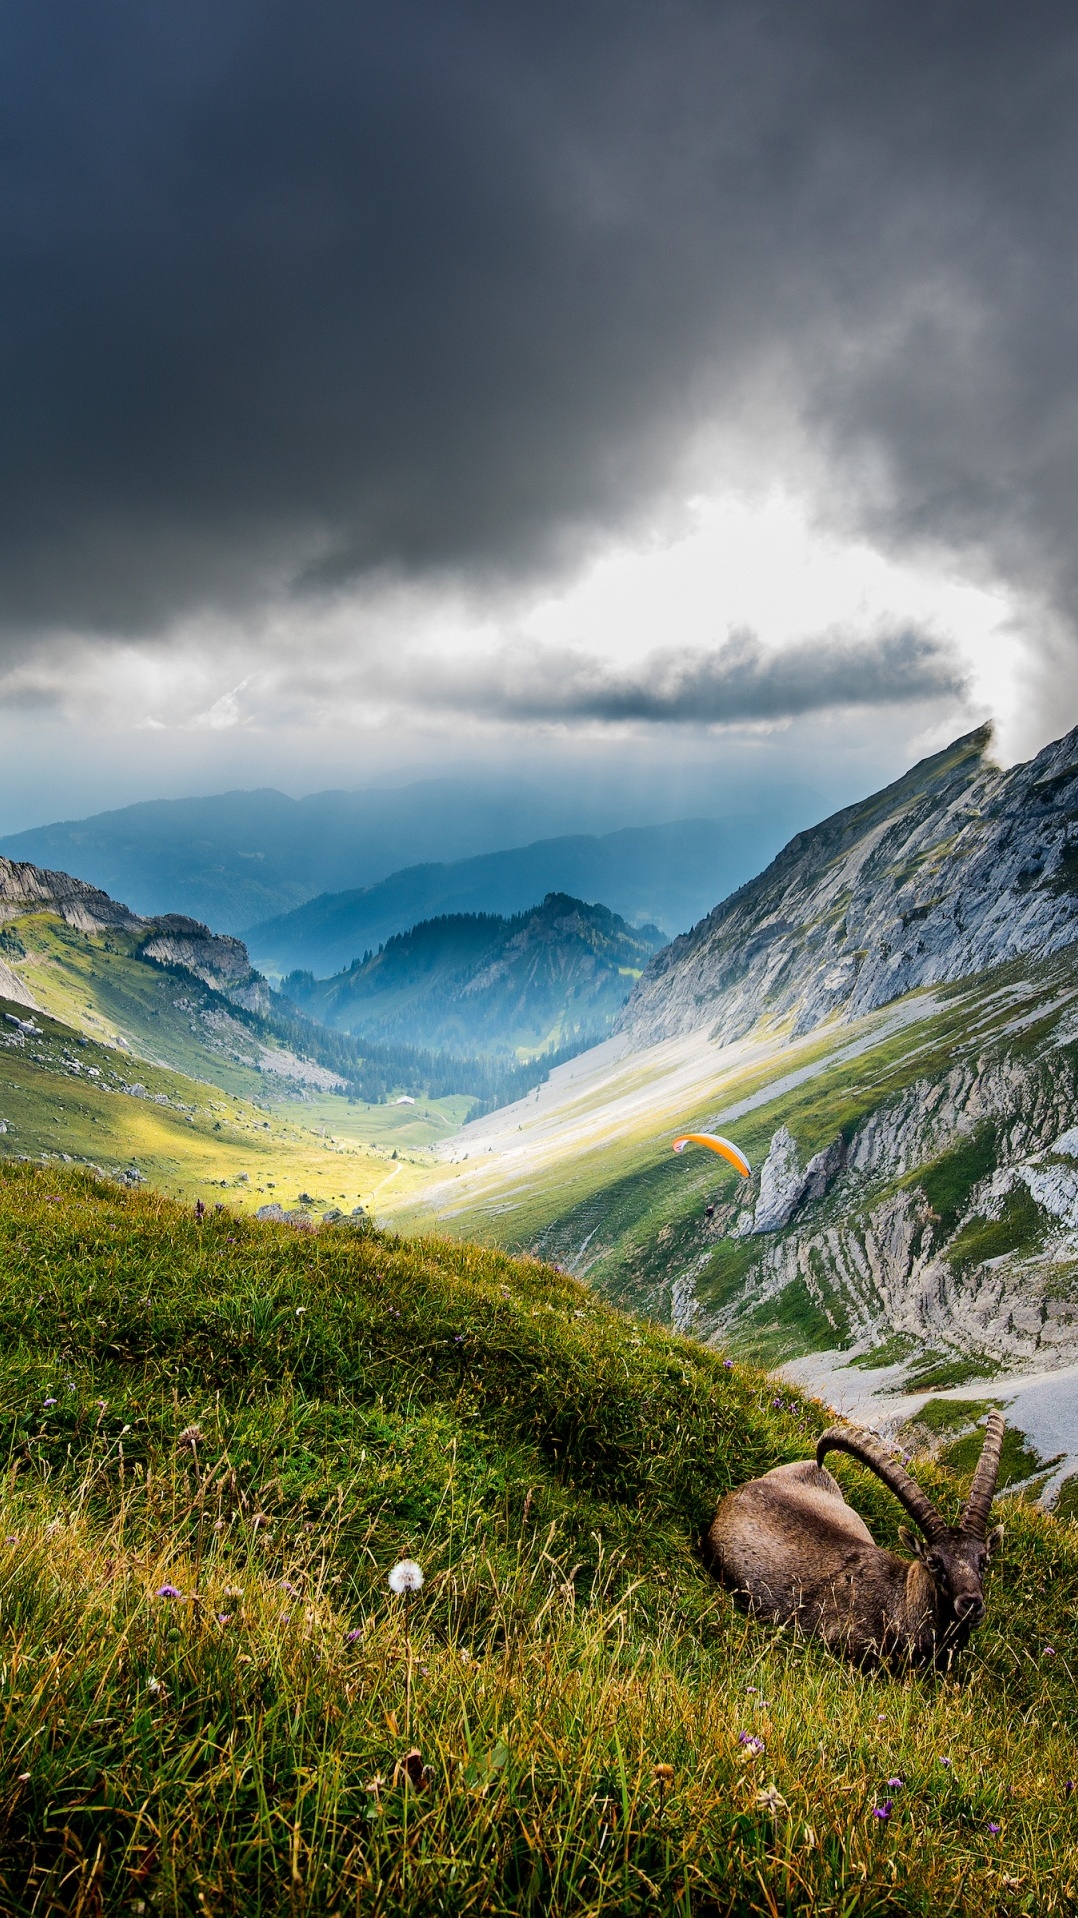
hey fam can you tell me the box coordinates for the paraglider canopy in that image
[672,1132,751,1179]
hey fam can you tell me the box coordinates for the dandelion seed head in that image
[388,1558,424,1594]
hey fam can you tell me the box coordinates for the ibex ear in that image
[986,1524,1004,1558]
[898,1525,925,1558]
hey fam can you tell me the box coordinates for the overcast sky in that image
[1,0,1076,832]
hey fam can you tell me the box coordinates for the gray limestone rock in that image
[617,722,1078,1049]
[753,1126,805,1232]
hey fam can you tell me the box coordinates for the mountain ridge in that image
[0,781,816,937]
[283,892,664,1056]
[0,855,254,1005]
[246,819,733,976]
[618,723,1078,1046]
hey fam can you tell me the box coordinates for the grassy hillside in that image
[0,1162,1074,1913]
[0,988,465,1221]
[284,894,663,1058]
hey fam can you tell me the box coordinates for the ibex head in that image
[817,1413,1005,1639]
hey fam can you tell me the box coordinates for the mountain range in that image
[282,893,664,1057]
[0,780,587,928]
[245,820,728,978]
[0,782,811,940]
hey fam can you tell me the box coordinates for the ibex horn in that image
[959,1410,1005,1539]
[817,1424,946,1541]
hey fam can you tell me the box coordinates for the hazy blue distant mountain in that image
[0,779,617,930]
[246,820,739,976]
[282,893,664,1055]
[0,778,821,936]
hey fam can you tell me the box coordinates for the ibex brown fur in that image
[709,1413,1005,1666]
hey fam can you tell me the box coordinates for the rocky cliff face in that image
[689,1046,1078,1370]
[613,951,1078,1383]
[0,856,259,998]
[0,855,141,935]
[136,915,254,992]
[619,723,1078,1046]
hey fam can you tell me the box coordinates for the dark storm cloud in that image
[383,627,967,725]
[2,0,1078,691]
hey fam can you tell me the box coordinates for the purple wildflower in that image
[987,1822,1001,1835]
[1066,1780,1076,1796]
[939,1757,952,1769]
[155,1583,182,1600]
[873,1800,893,1820]
[723,1359,733,1369]
[738,1732,765,1753]
[772,1397,783,1408]
[345,1627,363,1643]
[216,1613,232,1625]
[887,1777,905,1790]
[43,1398,56,1408]
[1044,1646,1056,1657]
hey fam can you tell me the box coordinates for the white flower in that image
[388,1558,424,1595]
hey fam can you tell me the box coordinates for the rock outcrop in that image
[618,723,1078,1047]
[751,1125,846,1233]
[136,915,254,992]
[0,855,262,1002]
[689,1036,1078,1371]
[0,855,141,935]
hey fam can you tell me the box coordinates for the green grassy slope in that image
[6,910,347,1100]
[0,990,467,1220]
[0,902,482,1211]
[0,1163,1074,1913]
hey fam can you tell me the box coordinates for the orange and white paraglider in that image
[672,1132,751,1179]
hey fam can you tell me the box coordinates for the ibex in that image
[710,1413,1005,1666]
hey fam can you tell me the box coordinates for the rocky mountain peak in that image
[618,721,1078,1047]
